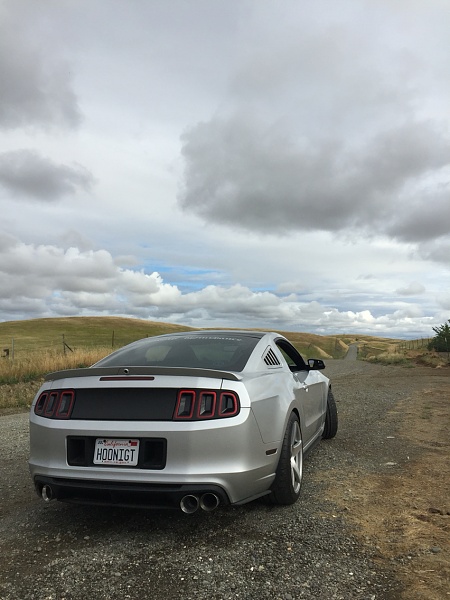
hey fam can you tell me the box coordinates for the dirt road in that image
[0,357,448,600]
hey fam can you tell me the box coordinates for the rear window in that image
[94,334,260,372]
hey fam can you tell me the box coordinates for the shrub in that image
[428,320,450,353]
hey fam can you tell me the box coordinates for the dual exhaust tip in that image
[180,493,220,514]
[41,484,220,513]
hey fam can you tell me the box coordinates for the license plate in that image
[93,438,139,466]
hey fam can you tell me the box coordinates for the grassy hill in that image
[0,316,193,358]
[0,316,441,412]
[0,315,403,361]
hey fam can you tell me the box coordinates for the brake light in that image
[43,391,59,417]
[34,389,75,419]
[197,391,217,418]
[174,390,239,421]
[174,390,196,419]
[34,392,48,415]
[219,392,239,417]
[55,390,75,419]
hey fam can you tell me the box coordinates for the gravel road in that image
[1,356,447,600]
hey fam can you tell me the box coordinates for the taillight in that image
[174,390,239,421]
[174,390,196,419]
[197,391,217,418]
[55,390,75,419]
[43,391,59,417]
[218,392,239,417]
[34,392,48,415]
[34,389,75,419]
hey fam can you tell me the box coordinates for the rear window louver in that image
[263,347,281,367]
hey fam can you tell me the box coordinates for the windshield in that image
[94,334,261,372]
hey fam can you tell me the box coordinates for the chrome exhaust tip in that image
[41,484,53,502]
[200,493,220,512]
[180,494,199,514]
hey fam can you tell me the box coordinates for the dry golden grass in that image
[365,349,449,368]
[0,348,111,411]
[0,347,110,383]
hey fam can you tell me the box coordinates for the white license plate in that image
[93,438,139,466]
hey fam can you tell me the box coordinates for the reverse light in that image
[174,389,239,421]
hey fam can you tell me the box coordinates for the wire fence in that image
[0,330,149,361]
[1,333,436,362]
[396,338,433,351]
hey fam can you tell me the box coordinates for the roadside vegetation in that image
[428,319,450,354]
[0,316,447,412]
[360,319,450,369]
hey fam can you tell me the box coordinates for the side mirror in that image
[308,358,325,370]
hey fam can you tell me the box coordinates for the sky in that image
[1,0,449,339]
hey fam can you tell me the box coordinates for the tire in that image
[322,388,338,439]
[269,412,303,505]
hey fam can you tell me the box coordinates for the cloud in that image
[178,2,450,261]
[0,1,447,340]
[0,234,441,338]
[179,113,450,242]
[0,150,94,201]
[395,282,426,296]
[0,1,81,129]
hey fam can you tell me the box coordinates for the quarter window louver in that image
[263,347,281,367]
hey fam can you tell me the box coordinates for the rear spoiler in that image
[44,366,242,382]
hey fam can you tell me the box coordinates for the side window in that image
[275,340,307,371]
[278,346,296,368]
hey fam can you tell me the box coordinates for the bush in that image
[428,320,450,353]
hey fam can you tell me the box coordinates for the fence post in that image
[62,334,73,355]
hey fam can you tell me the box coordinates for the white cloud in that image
[0,235,444,338]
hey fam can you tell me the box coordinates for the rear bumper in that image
[33,475,230,510]
[29,407,280,506]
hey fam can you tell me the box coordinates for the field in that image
[0,315,445,412]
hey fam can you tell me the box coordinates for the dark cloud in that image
[387,185,450,243]
[0,3,81,129]
[179,114,450,242]
[0,150,94,201]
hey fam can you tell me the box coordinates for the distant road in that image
[344,343,358,360]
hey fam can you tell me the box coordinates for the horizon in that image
[0,314,434,342]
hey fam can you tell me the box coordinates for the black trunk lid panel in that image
[71,388,177,420]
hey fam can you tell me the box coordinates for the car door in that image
[275,339,324,444]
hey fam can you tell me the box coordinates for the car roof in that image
[157,330,269,339]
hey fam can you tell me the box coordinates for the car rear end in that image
[29,367,278,512]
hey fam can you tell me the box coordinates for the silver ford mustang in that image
[29,331,338,513]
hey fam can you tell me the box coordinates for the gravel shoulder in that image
[0,358,448,600]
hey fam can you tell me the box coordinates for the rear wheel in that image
[270,412,303,505]
[322,388,338,439]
